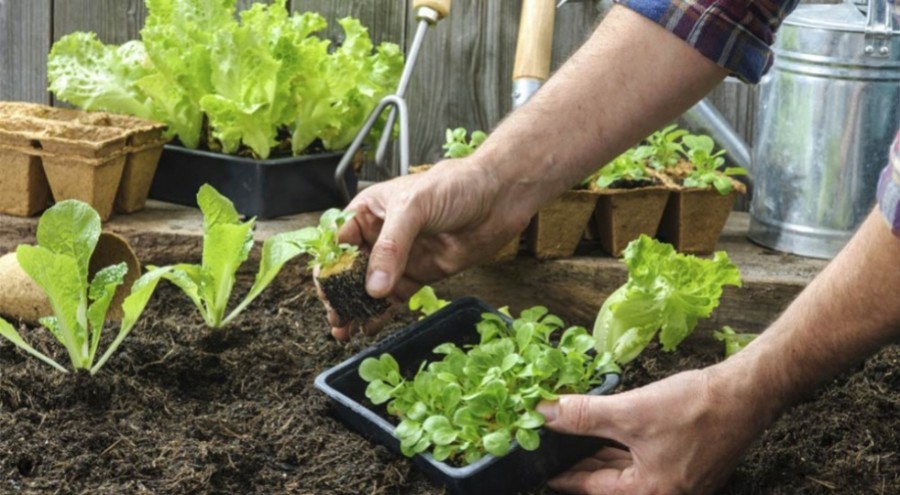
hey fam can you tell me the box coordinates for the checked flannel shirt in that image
[616,0,900,237]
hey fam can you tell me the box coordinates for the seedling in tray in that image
[360,305,615,465]
[295,208,390,322]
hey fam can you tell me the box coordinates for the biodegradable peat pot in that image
[0,102,168,218]
[527,190,598,259]
[149,145,357,219]
[590,185,671,256]
[0,148,51,216]
[315,297,620,495]
[657,183,746,255]
[0,232,140,323]
[316,251,390,323]
[115,142,166,214]
[492,234,522,262]
[42,154,127,221]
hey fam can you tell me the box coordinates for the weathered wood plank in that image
[52,0,148,45]
[290,0,407,47]
[0,0,52,104]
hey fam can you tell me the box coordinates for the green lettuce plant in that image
[714,326,758,357]
[644,124,689,171]
[289,208,358,270]
[586,149,653,190]
[156,184,309,328]
[593,235,742,365]
[360,307,612,464]
[682,135,748,195]
[408,286,450,319]
[442,127,488,159]
[0,201,167,374]
[47,0,403,159]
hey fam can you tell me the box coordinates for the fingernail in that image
[536,400,559,423]
[367,270,391,296]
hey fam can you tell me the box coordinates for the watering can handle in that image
[864,0,894,57]
[413,0,451,21]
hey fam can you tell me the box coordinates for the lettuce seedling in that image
[681,135,748,195]
[644,124,689,171]
[442,127,488,159]
[360,307,613,465]
[586,149,654,190]
[593,235,742,365]
[714,326,758,357]
[292,209,389,322]
[408,286,449,319]
[157,185,309,328]
[0,200,167,374]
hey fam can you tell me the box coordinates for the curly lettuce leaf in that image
[48,32,154,119]
[593,236,742,364]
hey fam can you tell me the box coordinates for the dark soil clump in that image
[318,252,390,323]
[1,276,898,494]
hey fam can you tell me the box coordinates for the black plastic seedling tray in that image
[148,145,357,219]
[315,297,621,495]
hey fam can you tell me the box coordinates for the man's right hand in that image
[325,157,532,341]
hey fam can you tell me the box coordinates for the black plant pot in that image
[148,145,357,219]
[314,297,621,495]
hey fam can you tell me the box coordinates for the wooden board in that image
[0,0,52,104]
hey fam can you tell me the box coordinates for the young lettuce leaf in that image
[157,184,308,328]
[408,286,450,319]
[0,201,165,374]
[593,235,742,365]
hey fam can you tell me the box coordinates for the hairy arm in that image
[721,210,900,419]
[474,5,728,224]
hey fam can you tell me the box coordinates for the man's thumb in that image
[537,395,625,442]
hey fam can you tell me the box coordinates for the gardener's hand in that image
[536,367,775,495]
[325,159,533,341]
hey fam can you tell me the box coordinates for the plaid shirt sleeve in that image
[614,0,801,83]
[878,134,900,238]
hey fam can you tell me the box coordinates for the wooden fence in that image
[0,0,762,170]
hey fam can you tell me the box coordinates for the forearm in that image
[473,5,727,218]
[719,210,900,422]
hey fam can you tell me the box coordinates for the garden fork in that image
[334,0,452,203]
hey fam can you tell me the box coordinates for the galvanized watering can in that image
[684,0,900,259]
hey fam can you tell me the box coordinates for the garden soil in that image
[1,273,898,495]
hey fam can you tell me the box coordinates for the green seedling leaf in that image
[714,326,758,357]
[0,318,67,373]
[516,427,541,451]
[483,429,512,457]
[409,286,450,319]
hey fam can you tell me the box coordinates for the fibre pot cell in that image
[149,145,359,219]
[591,186,671,256]
[41,154,127,221]
[0,148,51,217]
[492,234,522,262]
[0,232,140,323]
[114,142,166,214]
[527,190,598,259]
[314,297,621,495]
[657,186,744,255]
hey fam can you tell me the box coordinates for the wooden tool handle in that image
[513,0,556,81]
[413,0,452,20]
